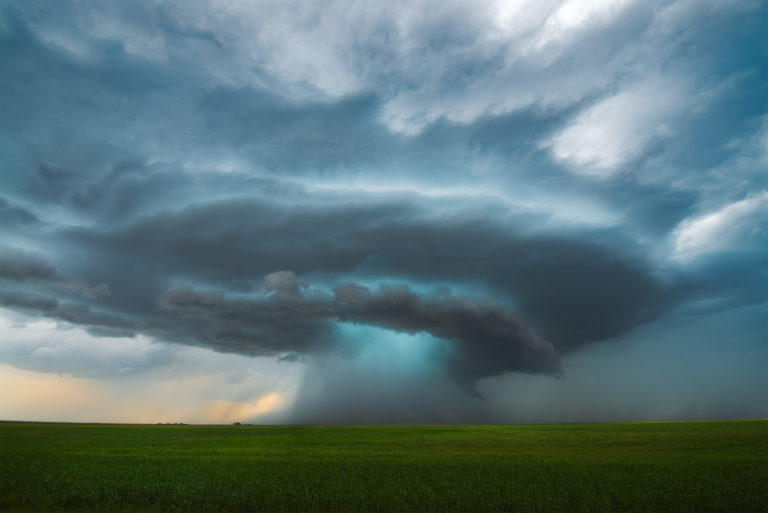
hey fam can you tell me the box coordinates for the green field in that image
[1,420,766,512]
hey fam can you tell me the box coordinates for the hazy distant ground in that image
[1,420,765,512]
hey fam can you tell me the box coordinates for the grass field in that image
[1,420,766,512]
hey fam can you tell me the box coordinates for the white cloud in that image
[526,0,635,54]
[304,178,619,227]
[547,78,686,178]
[0,312,175,377]
[35,30,96,61]
[24,0,673,134]
[672,191,768,260]
[491,0,559,38]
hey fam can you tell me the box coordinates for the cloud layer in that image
[160,274,562,390]
[0,0,765,422]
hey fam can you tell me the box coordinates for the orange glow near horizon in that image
[206,393,287,424]
[0,365,106,422]
[0,364,292,424]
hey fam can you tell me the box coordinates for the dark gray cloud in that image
[54,197,675,350]
[84,326,136,339]
[0,290,59,312]
[157,282,335,355]
[354,219,673,350]
[0,287,135,339]
[0,246,60,283]
[52,303,134,332]
[333,283,561,387]
[159,275,561,391]
[0,245,111,303]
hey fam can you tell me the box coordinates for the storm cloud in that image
[0,0,765,423]
[159,273,561,390]
[0,246,61,283]
[5,196,673,389]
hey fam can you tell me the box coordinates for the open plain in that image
[1,420,765,512]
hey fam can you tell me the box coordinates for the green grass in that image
[1,420,766,512]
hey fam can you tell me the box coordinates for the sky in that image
[0,0,765,424]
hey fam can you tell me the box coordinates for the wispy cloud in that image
[673,191,768,260]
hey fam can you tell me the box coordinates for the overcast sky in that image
[0,0,765,424]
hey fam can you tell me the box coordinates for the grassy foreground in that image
[1,420,766,512]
